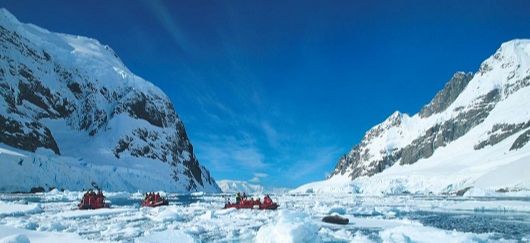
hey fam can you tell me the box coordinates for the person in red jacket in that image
[88,190,96,208]
[80,192,89,208]
[263,195,272,205]
[96,190,104,208]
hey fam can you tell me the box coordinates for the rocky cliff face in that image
[0,9,220,192]
[419,72,474,118]
[331,39,530,184]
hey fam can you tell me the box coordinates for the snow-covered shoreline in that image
[292,173,530,198]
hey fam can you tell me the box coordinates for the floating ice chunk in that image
[146,206,185,222]
[55,208,130,219]
[214,207,236,215]
[135,230,197,243]
[105,191,134,199]
[380,225,492,243]
[319,228,356,242]
[0,234,30,243]
[199,210,213,220]
[328,205,347,215]
[22,222,38,231]
[0,225,90,243]
[0,202,42,217]
[255,210,321,243]
[42,190,82,202]
[185,225,206,235]
[38,221,66,232]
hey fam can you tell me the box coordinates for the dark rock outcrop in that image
[475,121,530,150]
[0,114,60,154]
[419,72,474,118]
[510,129,530,151]
[400,88,500,165]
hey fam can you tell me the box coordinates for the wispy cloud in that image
[249,172,268,183]
[194,133,267,174]
[282,145,343,181]
[141,0,195,54]
[261,122,279,148]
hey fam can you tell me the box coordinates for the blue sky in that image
[3,0,530,188]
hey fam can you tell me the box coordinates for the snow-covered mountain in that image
[295,39,530,195]
[217,180,290,194]
[0,9,220,193]
[217,180,264,194]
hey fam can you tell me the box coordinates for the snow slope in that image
[0,9,219,193]
[295,39,530,195]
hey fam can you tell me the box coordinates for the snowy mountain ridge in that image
[217,180,264,194]
[217,180,291,194]
[0,9,220,192]
[295,39,530,195]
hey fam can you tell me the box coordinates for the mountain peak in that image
[0,9,220,192]
[378,111,403,129]
[499,39,530,50]
[482,39,530,72]
[325,40,530,194]
[388,110,402,121]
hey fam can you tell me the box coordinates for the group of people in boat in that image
[79,189,107,209]
[234,192,272,204]
[225,192,278,210]
[145,192,162,203]
[78,189,169,209]
[79,189,278,210]
[142,192,168,207]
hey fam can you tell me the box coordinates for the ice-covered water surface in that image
[0,191,529,242]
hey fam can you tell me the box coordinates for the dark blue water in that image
[407,210,530,240]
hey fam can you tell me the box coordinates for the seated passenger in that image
[236,192,241,204]
[263,195,272,204]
